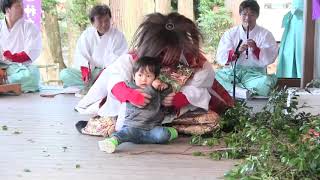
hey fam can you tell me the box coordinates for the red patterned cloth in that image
[209,80,235,114]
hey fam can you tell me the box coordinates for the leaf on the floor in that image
[76,164,80,168]
[192,151,206,156]
[13,131,22,134]
[2,125,8,131]
[62,146,68,152]
[23,169,31,172]
[27,139,35,143]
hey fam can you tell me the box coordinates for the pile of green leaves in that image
[192,89,320,179]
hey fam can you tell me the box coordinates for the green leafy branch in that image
[191,88,320,179]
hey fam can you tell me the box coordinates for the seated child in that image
[98,56,178,153]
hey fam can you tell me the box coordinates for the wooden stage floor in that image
[0,93,236,180]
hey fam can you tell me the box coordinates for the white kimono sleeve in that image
[73,31,92,69]
[24,23,42,62]
[216,31,234,65]
[97,54,133,116]
[255,32,278,67]
[102,33,128,67]
[76,54,133,116]
[180,61,215,110]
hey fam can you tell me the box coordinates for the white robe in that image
[216,24,278,68]
[0,18,42,63]
[72,26,128,70]
[76,54,215,130]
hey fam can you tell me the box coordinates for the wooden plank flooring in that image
[0,94,236,180]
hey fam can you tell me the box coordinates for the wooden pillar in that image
[155,0,171,14]
[109,0,155,44]
[301,0,315,87]
[224,0,242,25]
[178,0,194,21]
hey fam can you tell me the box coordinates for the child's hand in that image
[152,79,168,91]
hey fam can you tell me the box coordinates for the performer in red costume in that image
[75,12,233,136]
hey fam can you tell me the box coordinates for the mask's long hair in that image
[131,12,204,67]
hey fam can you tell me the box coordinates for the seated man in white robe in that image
[0,0,42,92]
[60,4,128,90]
[216,0,278,97]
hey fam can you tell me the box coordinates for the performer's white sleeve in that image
[97,54,133,116]
[254,31,278,67]
[24,23,42,62]
[73,31,91,69]
[216,31,233,65]
[76,54,133,116]
[102,32,128,67]
[180,61,215,110]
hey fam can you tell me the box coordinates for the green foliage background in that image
[68,0,97,31]
[197,0,232,62]
[42,0,58,14]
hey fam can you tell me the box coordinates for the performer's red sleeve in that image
[3,50,30,63]
[80,66,90,82]
[111,82,144,105]
[227,50,237,63]
[253,47,260,60]
[172,92,189,109]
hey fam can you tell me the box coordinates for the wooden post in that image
[109,0,155,44]
[178,0,194,21]
[301,0,315,87]
[224,0,242,25]
[155,0,171,14]
[43,11,66,70]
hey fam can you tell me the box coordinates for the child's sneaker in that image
[166,127,178,141]
[98,137,119,153]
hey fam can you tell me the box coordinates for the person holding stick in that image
[216,0,278,97]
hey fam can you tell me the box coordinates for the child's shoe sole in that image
[98,140,116,153]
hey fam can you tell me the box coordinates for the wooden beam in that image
[155,0,171,14]
[276,78,301,89]
[301,0,315,87]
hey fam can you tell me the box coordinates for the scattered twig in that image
[126,146,234,155]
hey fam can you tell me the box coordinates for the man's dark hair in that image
[0,0,19,14]
[89,5,111,23]
[133,56,161,77]
[239,0,260,17]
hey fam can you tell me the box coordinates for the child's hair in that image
[133,56,161,77]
